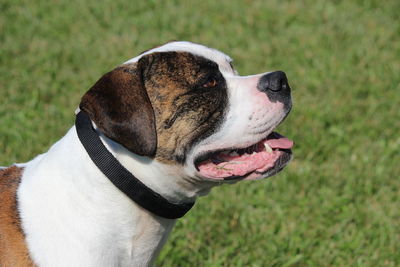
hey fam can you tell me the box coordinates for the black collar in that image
[75,111,195,219]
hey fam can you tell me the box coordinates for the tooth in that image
[264,143,273,153]
[229,151,239,157]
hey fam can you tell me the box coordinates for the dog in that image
[0,41,293,266]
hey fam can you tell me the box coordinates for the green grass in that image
[1,0,399,266]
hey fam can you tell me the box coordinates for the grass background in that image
[1,0,399,266]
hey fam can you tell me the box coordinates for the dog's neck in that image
[96,126,214,204]
[19,126,209,266]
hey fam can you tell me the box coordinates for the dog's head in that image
[80,41,293,188]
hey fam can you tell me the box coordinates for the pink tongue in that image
[198,135,293,179]
[198,150,281,178]
[266,137,294,149]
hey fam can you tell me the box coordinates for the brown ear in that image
[80,62,157,157]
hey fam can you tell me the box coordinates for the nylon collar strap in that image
[75,111,195,219]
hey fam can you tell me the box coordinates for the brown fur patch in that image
[0,166,36,266]
[80,63,157,157]
[141,52,228,163]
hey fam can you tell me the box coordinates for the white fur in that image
[18,127,177,266]
[124,41,235,75]
[16,41,289,266]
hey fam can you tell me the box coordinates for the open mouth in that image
[195,132,294,181]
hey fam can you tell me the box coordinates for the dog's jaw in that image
[185,73,292,181]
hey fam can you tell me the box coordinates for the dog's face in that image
[80,41,293,184]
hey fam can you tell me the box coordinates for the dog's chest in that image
[15,129,176,266]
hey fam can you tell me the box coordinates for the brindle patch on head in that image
[0,166,36,266]
[140,51,228,164]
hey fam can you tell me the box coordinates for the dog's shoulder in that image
[0,166,36,266]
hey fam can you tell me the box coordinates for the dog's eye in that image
[203,78,218,88]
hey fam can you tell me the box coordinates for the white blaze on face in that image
[221,74,287,144]
[185,71,289,173]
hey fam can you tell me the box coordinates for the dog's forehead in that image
[124,41,234,74]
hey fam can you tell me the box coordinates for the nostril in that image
[267,77,285,92]
[282,81,288,90]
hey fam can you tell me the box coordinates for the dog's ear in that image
[80,61,157,157]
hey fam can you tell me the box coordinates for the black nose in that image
[258,71,289,92]
[257,71,291,108]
